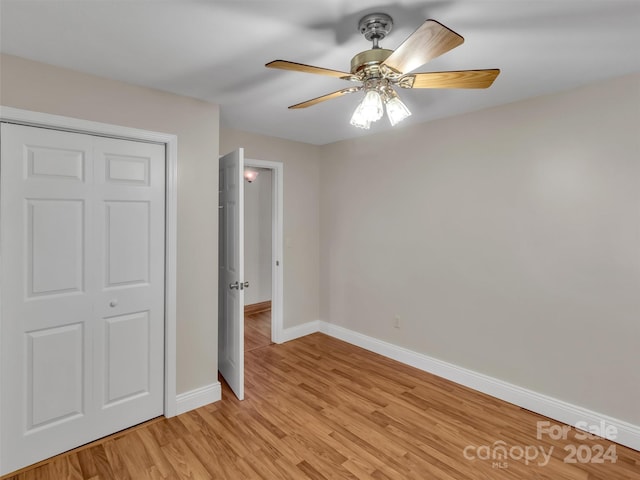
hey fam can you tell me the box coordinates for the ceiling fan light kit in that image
[349,80,412,129]
[266,13,500,130]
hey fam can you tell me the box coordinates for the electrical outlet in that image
[393,315,401,329]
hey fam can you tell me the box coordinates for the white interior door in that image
[0,123,165,475]
[218,149,245,400]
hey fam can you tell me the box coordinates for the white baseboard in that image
[316,321,640,451]
[175,382,221,415]
[279,320,321,343]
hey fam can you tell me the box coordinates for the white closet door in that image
[91,136,165,435]
[0,124,165,475]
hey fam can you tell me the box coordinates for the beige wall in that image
[320,73,640,425]
[0,53,220,395]
[221,128,321,329]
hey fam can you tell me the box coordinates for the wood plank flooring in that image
[4,331,639,479]
[245,310,272,352]
[245,301,272,317]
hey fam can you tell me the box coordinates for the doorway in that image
[244,166,274,351]
[218,154,283,401]
[244,159,284,346]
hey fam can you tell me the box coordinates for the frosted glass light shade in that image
[385,95,411,126]
[350,89,384,129]
[360,90,384,122]
[350,103,371,129]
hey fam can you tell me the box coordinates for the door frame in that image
[0,106,179,417]
[244,159,284,344]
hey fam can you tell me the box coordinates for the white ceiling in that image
[1,0,639,145]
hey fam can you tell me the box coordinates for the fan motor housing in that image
[350,48,393,74]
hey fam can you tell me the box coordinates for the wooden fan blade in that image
[406,69,500,89]
[266,60,353,79]
[382,20,464,74]
[289,87,361,109]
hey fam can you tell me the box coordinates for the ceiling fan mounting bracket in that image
[358,13,393,48]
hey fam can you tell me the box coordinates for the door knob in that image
[243,281,250,288]
[229,281,239,290]
[109,299,118,307]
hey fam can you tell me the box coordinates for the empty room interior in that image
[0,1,639,479]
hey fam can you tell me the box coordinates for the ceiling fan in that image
[266,13,500,129]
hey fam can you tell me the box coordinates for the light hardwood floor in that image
[245,310,272,352]
[3,331,639,479]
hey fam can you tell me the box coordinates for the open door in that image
[218,149,245,400]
